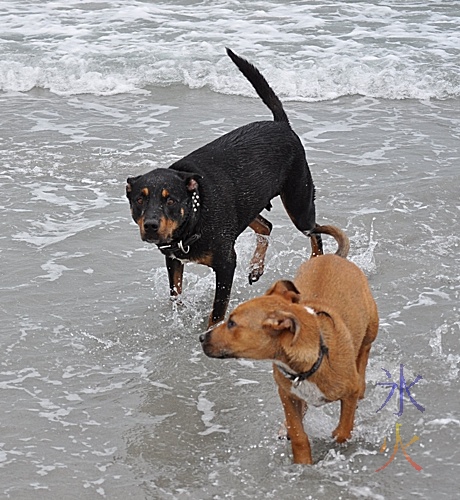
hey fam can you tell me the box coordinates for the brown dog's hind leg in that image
[356,316,379,399]
[332,392,359,443]
[356,343,373,399]
[248,215,272,284]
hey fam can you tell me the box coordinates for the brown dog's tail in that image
[311,225,350,258]
[226,48,290,125]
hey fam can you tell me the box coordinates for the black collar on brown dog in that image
[278,335,329,388]
[158,189,201,255]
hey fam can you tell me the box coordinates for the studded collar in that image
[158,188,201,255]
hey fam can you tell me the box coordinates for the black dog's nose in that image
[144,219,159,232]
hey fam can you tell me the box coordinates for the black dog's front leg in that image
[166,256,184,298]
[209,252,237,328]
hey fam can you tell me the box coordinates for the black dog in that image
[126,49,322,327]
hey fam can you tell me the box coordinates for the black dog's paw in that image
[170,295,184,306]
[248,266,264,285]
[278,422,290,440]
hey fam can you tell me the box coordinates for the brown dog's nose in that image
[199,333,206,343]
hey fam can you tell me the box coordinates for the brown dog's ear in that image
[265,280,301,303]
[263,311,300,337]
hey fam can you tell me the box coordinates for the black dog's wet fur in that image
[126,48,322,326]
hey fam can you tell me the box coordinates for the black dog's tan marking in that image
[127,48,322,327]
[248,214,272,284]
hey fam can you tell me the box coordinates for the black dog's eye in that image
[166,198,175,206]
[227,318,237,329]
[137,197,144,205]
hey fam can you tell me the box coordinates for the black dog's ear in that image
[265,280,301,303]
[174,171,203,192]
[126,176,141,197]
[185,174,203,192]
[186,176,199,192]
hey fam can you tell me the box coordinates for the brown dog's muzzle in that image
[199,330,213,355]
[199,328,233,359]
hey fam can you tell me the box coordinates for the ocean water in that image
[1,1,459,499]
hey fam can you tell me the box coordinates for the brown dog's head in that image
[200,280,321,367]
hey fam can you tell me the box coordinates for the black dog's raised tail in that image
[311,225,350,259]
[226,48,289,125]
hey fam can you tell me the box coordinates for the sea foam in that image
[1,0,458,100]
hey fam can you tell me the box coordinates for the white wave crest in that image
[0,0,458,101]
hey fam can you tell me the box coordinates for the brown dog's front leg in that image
[166,256,184,297]
[332,392,359,443]
[278,386,312,464]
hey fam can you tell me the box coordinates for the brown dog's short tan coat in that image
[200,225,378,464]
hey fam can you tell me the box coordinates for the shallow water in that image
[1,0,460,497]
[1,86,459,499]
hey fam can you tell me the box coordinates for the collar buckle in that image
[178,240,190,254]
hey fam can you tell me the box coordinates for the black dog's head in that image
[126,169,201,245]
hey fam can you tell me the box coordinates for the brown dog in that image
[200,225,378,464]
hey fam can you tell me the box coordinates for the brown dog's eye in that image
[227,318,236,329]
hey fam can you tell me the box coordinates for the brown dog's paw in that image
[332,427,352,444]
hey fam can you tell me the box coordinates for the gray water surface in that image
[1,88,459,499]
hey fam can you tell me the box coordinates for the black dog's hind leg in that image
[248,214,273,284]
[166,256,184,298]
[209,249,237,327]
[280,177,323,257]
[309,224,323,258]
